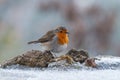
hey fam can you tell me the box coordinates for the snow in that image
[0,56,120,80]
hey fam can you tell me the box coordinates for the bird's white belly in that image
[42,36,68,53]
[51,44,67,57]
[56,44,67,52]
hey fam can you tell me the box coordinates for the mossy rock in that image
[0,49,89,68]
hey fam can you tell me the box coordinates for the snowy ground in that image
[0,56,120,80]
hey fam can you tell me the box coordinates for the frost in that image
[0,56,120,80]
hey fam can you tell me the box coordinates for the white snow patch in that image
[0,69,120,80]
[0,56,120,80]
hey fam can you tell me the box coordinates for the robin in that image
[28,26,69,53]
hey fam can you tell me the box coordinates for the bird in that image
[28,26,69,54]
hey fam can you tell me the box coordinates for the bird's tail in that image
[28,40,39,44]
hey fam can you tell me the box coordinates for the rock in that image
[1,50,54,68]
[66,49,89,63]
[0,49,91,68]
[85,58,97,68]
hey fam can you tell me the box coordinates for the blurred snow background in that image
[0,0,120,64]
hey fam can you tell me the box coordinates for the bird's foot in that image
[50,55,74,64]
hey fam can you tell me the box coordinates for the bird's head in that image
[55,26,69,45]
[55,26,69,34]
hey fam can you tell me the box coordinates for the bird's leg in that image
[51,52,57,58]
[49,49,58,58]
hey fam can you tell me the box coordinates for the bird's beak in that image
[66,32,69,34]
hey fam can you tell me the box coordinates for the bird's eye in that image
[60,31,62,33]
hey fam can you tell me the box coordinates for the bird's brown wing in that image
[28,30,55,44]
[38,30,55,43]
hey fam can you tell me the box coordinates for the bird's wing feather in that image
[38,30,55,43]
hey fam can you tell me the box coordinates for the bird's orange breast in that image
[57,33,69,45]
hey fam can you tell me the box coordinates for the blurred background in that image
[0,0,120,63]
